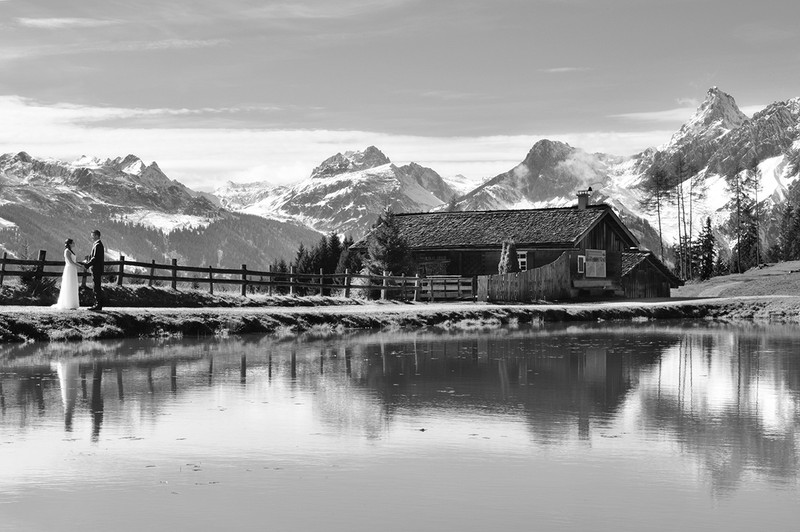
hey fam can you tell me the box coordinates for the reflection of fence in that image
[476,252,571,302]
[0,250,474,301]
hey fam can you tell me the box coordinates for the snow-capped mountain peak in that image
[310,146,391,178]
[668,87,748,148]
[215,147,456,237]
[71,155,104,168]
[115,154,146,175]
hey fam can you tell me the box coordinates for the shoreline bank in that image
[1,296,800,344]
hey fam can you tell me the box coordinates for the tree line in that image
[266,209,414,295]
[641,148,800,281]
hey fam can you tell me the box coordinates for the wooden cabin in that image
[353,191,682,300]
[620,250,682,298]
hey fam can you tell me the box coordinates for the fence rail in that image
[0,250,475,302]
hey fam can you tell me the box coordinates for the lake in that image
[1,322,799,532]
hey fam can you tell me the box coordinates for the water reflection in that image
[1,323,799,504]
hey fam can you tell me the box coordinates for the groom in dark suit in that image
[81,229,105,311]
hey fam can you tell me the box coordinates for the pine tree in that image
[366,208,412,276]
[326,233,342,274]
[776,203,795,261]
[639,163,674,261]
[731,206,759,272]
[725,163,757,273]
[498,240,520,274]
[791,206,800,260]
[695,217,716,280]
[336,235,363,274]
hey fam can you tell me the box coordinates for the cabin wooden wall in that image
[578,218,632,255]
[621,261,672,298]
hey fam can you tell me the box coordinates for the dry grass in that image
[674,261,800,298]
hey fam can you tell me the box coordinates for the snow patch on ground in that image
[115,211,212,233]
[0,216,18,229]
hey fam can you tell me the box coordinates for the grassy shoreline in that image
[1,294,799,344]
[3,262,800,344]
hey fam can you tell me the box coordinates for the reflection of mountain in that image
[1,324,799,496]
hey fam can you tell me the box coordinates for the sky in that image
[1,0,799,191]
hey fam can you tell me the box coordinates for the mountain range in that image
[2,87,799,271]
[0,152,322,269]
[213,87,800,260]
[215,146,458,237]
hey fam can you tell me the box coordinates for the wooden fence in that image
[476,252,571,303]
[0,250,474,302]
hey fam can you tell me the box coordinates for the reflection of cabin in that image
[353,192,682,299]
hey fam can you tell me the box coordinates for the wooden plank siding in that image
[477,252,572,303]
[621,261,672,298]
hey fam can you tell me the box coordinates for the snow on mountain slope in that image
[446,88,800,257]
[215,147,457,237]
[0,151,218,232]
[666,87,748,148]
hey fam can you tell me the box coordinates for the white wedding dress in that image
[53,248,80,309]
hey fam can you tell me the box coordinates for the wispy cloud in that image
[416,90,494,102]
[612,102,768,122]
[610,107,696,122]
[16,17,120,29]
[676,97,699,107]
[736,23,795,44]
[0,96,673,191]
[244,0,419,20]
[0,38,228,62]
[111,38,228,52]
[539,67,591,74]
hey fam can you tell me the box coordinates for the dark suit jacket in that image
[86,239,105,277]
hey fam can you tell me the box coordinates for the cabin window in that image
[517,251,527,271]
[577,255,586,274]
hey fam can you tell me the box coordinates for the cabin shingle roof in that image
[354,206,612,249]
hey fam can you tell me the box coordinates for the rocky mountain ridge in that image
[4,87,799,270]
[447,87,800,257]
[215,146,458,237]
[0,152,321,268]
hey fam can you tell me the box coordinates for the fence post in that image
[267,264,273,296]
[171,258,178,290]
[413,274,420,302]
[208,265,214,294]
[381,270,389,300]
[241,264,248,296]
[457,275,462,299]
[344,268,351,298]
[289,266,296,296]
[401,273,406,300]
[0,251,6,286]
[148,259,155,287]
[316,268,323,296]
[117,256,125,286]
[35,250,46,282]
[429,276,434,302]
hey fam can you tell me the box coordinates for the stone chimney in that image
[576,187,592,209]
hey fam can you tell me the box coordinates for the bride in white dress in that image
[53,238,80,309]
